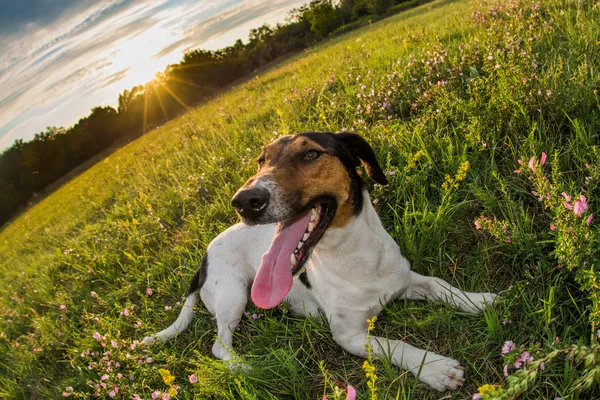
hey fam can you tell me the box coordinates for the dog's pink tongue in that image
[251,211,311,309]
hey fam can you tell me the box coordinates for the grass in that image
[1,0,600,398]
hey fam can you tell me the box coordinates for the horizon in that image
[0,0,308,151]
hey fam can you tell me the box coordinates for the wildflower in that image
[108,390,116,398]
[111,340,118,348]
[189,374,198,384]
[62,393,71,397]
[550,223,556,231]
[159,369,175,385]
[91,291,97,297]
[573,196,588,217]
[502,319,511,326]
[474,220,482,230]
[92,332,101,341]
[146,288,153,296]
[503,364,509,376]
[101,375,109,381]
[60,304,66,310]
[528,157,536,172]
[252,313,258,320]
[152,391,161,399]
[478,384,498,394]
[501,340,516,355]
[540,152,547,165]
[473,395,483,400]
[564,202,573,210]
[165,306,172,311]
[587,214,594,226]
[146,357,153,363]
[561,192,571,202]
[123,308,130,317]
[540,362,545,371]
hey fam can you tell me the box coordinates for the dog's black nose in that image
[231,188,270,220]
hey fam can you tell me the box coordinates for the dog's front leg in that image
[403,271,497,314]
[330,312,465,392]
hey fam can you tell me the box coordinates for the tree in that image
[305,0,343,38]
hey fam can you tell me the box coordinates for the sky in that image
[0,0,309,150]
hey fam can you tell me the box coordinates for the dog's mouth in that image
[251,197,337,309]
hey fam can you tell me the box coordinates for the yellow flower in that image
[478,384,498,394]
[168,387,178,397]
[366,316,377,332]
[159,369,175,385]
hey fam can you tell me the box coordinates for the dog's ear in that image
[336,132,388,185]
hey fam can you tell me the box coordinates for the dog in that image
[144,132,497,391]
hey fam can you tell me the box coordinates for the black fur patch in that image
[298,270,311,289]
[298,132,387,215]
[187,253,208,296]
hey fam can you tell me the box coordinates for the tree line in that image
[0,0,418,226]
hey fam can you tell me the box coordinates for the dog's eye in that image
[303,150,320,161]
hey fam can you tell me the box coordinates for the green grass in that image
[1,0,600,398]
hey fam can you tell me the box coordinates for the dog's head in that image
[231,132,387,309]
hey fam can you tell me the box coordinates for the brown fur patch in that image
[250,135,355,227]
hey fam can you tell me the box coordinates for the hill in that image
[1,0,600,398]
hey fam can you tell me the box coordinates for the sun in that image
[106,25,184,90]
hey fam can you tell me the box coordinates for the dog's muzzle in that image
[231,187,270,221]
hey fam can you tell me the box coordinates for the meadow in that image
[1,0,600,398]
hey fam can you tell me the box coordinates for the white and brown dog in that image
[144,132,496,391]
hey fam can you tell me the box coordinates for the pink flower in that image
[164,306,172,310]
[323,385,356,400]
[550,223,556,231]
[91,291,97,297]
[101,375,109,381]
[573,201,585,217]
[252,313,258,320]
[108,390,115,398]
[60,304,66,310]
[146,288,153,296]
[501,340,516,355]
[528,157,536,172]
[587,214,594,226]
[346,385,356,400]
[580,194,588,210]
[514,169,521,174]
[540,152,547,165]
[564,202,573,210]
[111,340,118,348]
[189,374,198,384]
[540,362,545,371]
[66,387,73,392]
[503,364,509,376]
[561,192,571,202]
[518,159,524,165]
[474,220,482,230]
[146,357,153,363]
[62,393,71,397]
[152,391,161,399]
[92,332,101,341]
[473,394,483,400]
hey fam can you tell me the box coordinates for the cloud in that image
[0,0,309,151]
[100,67,133,89]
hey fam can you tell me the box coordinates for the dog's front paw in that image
[462,292,498,314]
[143,335,162,345]
[416,355,465,391]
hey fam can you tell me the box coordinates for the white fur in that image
[144,190,496,391]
